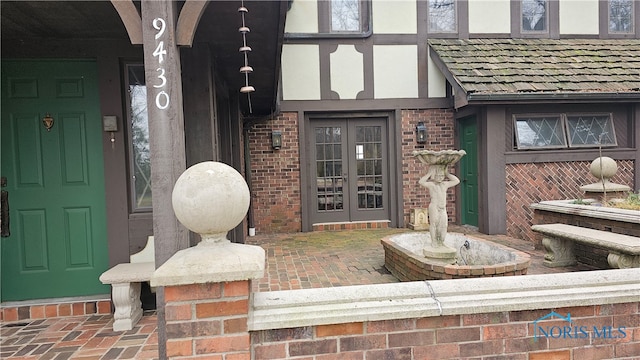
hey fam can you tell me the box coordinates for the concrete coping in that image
[150,241,265,287]
[531,200,640,224]
[249,268,640,331]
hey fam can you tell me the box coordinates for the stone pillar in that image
[151,161,264,359]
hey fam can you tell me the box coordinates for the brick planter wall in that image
[163,281,252,359]
[251,302,640,360]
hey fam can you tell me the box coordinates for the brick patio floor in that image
[0,227,596,359]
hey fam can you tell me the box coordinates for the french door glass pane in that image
[316,127,343,211]
[356,126,383,210]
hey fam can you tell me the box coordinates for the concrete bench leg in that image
[111,282,143,331]
[542,236,577,267]
[608,253,640,269]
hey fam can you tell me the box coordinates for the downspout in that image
[244,125,256,236]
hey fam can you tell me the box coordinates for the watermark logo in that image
[532,311,627,342]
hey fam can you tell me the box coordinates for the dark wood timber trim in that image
[110,0,143,44]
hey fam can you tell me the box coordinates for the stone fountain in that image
[382,149,530,281]
[414,149,466,264]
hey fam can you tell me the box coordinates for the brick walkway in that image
[1,227,594,359]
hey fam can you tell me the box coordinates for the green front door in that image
[1,60,109,301]
[459,116,479,227]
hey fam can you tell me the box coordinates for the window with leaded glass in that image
[522,0,547,32]
[609,0,634,33]
[514,113,618,150]
[566,114,617,148]
[514,115,566,149]
[428,0,457,33]
[126,64,152,211]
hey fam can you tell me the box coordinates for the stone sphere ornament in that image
[589,156,617,181]
[172,161,250,243]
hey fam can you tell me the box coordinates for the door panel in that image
[459,116,479,227]
[313,122,348,223]
[349,121,387,221]
[310,118,389,224]
[1,60,109,301]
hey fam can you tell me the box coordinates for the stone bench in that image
[99,236,155,331]
[531,224,640,269]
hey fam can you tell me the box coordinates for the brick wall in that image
[1,299,111,322]
[505,160,635,244]
[249,109,457,233]
[251,302,640,359]
[400,109,457,227]
[163,281,252,359]
[248,112,302,234]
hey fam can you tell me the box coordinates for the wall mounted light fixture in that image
[416,122,427,144]
[272,130,282,150]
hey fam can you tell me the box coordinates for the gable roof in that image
[428,39,640,108]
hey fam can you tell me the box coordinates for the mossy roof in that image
[428,39,640,103]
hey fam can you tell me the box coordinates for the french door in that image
[310,118,389,224]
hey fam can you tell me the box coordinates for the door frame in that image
[301,111,400,231]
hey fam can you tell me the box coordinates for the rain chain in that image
[238,1,254,113]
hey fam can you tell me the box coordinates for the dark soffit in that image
[0,0,286,116]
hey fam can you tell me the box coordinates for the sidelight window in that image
[125,64,152,211]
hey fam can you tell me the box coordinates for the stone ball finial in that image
[172,161,250,243]
[589,156,617,181]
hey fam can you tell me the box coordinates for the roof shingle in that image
[428,39,640,98]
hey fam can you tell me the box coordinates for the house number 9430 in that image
[152,17,169,110]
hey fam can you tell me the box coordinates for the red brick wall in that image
[163,281,252,359]
[400,109,457,227]
[249,109,457,233]
[251,302,640,359]
[248,112,301,233]
[505,160,635,244]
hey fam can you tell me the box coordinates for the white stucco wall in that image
[428,49,447,98]
[373,45,418,99]
[372,0,417,34]
[559,0,599,35]
[330,45,364,100]
[284,0,319,34]
[281,44,321,101]
[468,0,511,34]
